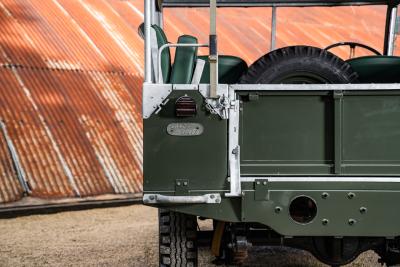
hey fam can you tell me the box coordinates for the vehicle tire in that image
[239,45,358,84]
[159,209,198,267]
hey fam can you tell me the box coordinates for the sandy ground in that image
[0,205,384,267]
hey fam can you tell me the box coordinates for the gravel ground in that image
[0,205,384,267]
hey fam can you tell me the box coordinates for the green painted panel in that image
[240,94,334,175]
[168,181,400,236]
[143,91,228,192]
[342,95,400,174]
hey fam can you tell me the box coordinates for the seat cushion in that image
[198,55,248,84]
[170,35,198,84]
[152,25,171,83]
[347,56,400,83]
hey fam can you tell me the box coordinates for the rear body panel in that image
[143,84,400,237]
[239,90,400,175]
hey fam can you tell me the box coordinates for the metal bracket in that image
[142,83,172,119]
[175,179,189,195]
[143,193,222,204]
[254,179,269,201]
[226,87,241,197]
[199,84,229,119]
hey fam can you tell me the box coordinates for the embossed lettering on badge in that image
[167,123,204,136]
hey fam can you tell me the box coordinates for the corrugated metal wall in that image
[0,0,144,204]
[0,0,395,206]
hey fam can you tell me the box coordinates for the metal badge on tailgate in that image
[167,123,204,136]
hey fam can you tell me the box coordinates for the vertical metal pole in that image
[270,6,277,51]
[387,6,398,56]
[144,0,152,83]
[209,0,218,98]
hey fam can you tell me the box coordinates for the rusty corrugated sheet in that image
[0,0,144,204]
[0,0,397,206]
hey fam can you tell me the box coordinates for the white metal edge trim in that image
[142,84,172,118]
[226,87,241,196]
[241,177,400,182]
[230,83,400,91]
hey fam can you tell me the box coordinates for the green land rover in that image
[142,0,400,265]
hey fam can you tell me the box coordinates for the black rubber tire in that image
[239,46,359,84]
[159,209,198,267]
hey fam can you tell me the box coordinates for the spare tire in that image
[239,46,358,84]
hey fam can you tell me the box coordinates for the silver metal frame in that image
[161,1,398,7]
[241,177,400,182]
[224,83,400,196]
[270,6,277,51]
[157,43,209,83]
[388,6,398,55]
[144,0,152,83]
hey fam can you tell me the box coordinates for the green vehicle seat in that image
[151,25,199,84]
[170,35,198,84]
[347,56,400,83]
[151,25,171,83]
[198,55,248,84]
[149,24,247,84]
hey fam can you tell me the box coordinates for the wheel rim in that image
[275,71,331,84]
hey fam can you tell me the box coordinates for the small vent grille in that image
[175,96,197,117]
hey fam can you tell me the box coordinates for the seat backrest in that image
[170,35,198,84]
[198,55,248,84]
[347,56,400,83]
[151,25,171,83]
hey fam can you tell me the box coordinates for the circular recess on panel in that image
[289,196,317,224]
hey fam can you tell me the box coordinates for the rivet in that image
[360,207,367,214]
[183,181,188,186]
[275,206,282,213]
[347,192,355,199]
[176,182,181,186]
[210,194,215,199]
[321,192,329,199]
[322,219,329,225]
[348,219,356,225]
[263,181,267,185]
[256,181,261,185]
[149,195,155,200]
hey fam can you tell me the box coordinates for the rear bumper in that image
[144,178,400,237]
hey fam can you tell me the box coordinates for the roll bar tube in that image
[157,43,209,83]
[387,5,398,55]
[145,0,152,83]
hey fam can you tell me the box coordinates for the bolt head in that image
[348,219,356,225]
[360,207,367,214]
[274,206,282,213]
[347,192,355,199]
[322,219,329,225]
[321,192,329,199]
